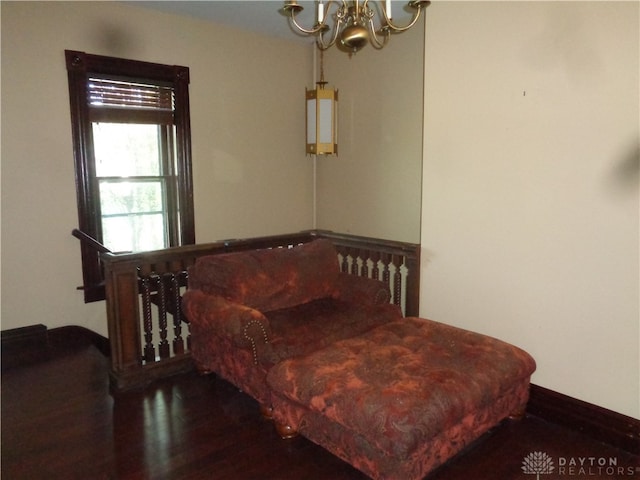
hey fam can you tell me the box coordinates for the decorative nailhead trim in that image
[243,319,269,365]
[375,288,390,305]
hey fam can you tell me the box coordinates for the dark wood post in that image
[103,254,144,389]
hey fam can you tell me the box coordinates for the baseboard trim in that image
[1,324,110,370]
[47,325,111,357]
[528,384,640,454]
[1,324,50,369]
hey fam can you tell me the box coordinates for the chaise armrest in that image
[182,289,272,360]
[332,273,391,305]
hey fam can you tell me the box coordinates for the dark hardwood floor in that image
[2,336,638,480]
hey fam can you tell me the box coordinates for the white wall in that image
[1,1,313,336]
[316,20,425,243]
[421,1,639,418]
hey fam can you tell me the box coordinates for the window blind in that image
[88,77,175,124]
[88,78,174,111]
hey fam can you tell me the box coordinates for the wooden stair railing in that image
[72,228,112,254]
[100,230,420,391]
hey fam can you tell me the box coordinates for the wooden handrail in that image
[71,228,112,254]
[101,230,420,391]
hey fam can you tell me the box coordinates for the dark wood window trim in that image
[65,50,195,303]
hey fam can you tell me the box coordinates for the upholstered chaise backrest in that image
[188,239,341,312]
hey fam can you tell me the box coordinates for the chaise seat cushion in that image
[267,317,536,479]
[260,298,402,367]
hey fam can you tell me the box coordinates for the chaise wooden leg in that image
[259,404,274,420]
[274,421,298,439]
[508,404,527,420]
[193,360,212,375]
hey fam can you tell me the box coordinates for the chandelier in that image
[282,0,431,54]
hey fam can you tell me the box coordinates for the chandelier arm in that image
[327,0,344,15]
[368,16,390,49]
[335,1,349,24]
[316,3,344,50]
[288,14,328,35]
[316,24,340,50]
[380,4,424,33]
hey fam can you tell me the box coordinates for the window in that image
[66,51,195,302]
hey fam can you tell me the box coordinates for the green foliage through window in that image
[66,50,195,302]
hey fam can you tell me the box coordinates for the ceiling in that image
[124,1,318,42]
[124,1,425,43]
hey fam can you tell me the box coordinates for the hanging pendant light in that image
[306,49,338,156]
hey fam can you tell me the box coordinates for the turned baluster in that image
[350,248,360,276]
[361,249,370,278]
[183,270,191,351]
[392,254,403,309]
[140,275,156,363]
[186,318,192,352]
[340,247,350,273]
[171,272,185,355]
[156,274,170,359]
[371,251,381,282]
[381,253,391,294]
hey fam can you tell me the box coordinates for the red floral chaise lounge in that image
[182,239,536,479]
[182,239,402,413]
